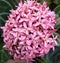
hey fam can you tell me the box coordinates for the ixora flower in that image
[1,0,57,62]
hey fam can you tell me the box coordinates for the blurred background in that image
[0,0,60,63]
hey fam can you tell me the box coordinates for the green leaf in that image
[54,0,60,5]
[42,46,60,63]
[54,5,60,17]
[0,0,18,26]
[1,0,13,9]
[0,49,12,63]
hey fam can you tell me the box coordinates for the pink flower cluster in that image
[1,0,57,61]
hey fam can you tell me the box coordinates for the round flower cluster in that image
[1,0,57,61]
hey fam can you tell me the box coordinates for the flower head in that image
[1,0,57,61]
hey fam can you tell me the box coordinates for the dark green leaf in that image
[0,49,12,63]
[42,46,60,63]
[54,5,60,17]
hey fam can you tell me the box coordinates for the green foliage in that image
[0,0,20,26]
[54,5,60,17]
[42,46,60,63]
[0,49,12,63]
[54,0,60,5]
